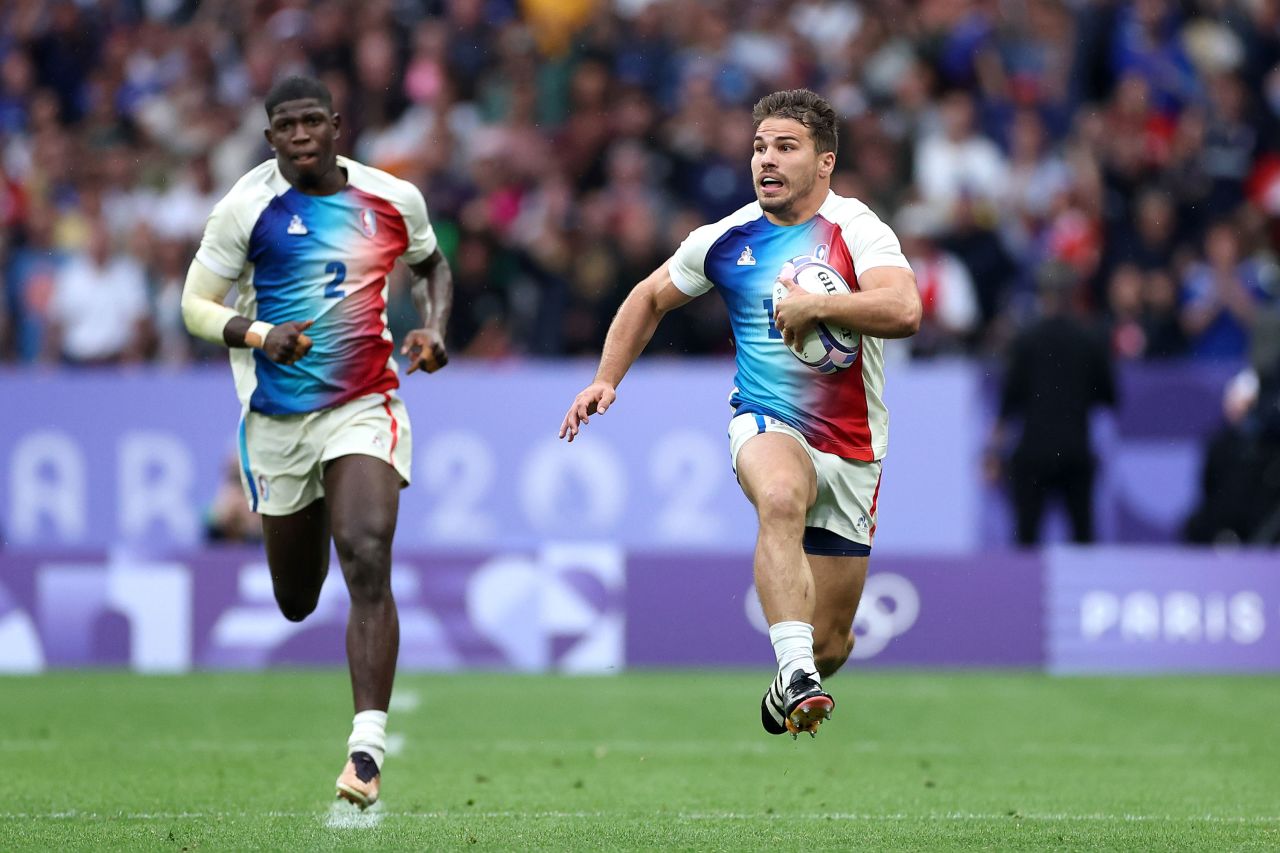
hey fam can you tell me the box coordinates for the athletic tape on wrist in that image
[245,320,274,349]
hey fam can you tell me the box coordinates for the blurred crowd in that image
[2,0,1280,368]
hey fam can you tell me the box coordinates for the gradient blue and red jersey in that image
[669,191,912,461]
[196,156,437,415]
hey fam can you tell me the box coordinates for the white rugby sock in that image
[347,710,388,770]
[769,620,819,686]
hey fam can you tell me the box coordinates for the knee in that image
[754,482,809,527]
[334,531,392,603]
[814,630,854,678]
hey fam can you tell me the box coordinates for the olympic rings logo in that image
[744,572,920,659]
[850,573,920,659]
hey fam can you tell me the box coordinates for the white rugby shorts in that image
[728,411,882,551]
[237,392,412,516]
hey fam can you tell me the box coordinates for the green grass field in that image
[1,671,1277,851]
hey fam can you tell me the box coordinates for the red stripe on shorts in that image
[868,465,883,539]
[382,394,398,464]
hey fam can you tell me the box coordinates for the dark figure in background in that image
[989,262,1117,546]
[1184,309,1280,545]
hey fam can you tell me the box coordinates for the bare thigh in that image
[323,454,400,590]
[736,432,819,623]
[261,498,331,621]
[735,431,817,512]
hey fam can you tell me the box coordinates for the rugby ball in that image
[772,258,860,374]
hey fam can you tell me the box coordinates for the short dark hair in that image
[751,89,838,155]
[264,76,333,117]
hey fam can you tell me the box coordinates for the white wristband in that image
[245,321,274,349]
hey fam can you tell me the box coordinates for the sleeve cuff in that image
[402,232,439,266]
[854,256,913,278]
[668,263,710,297]
[194,250,240,281]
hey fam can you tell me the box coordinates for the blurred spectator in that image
[1165,105,1215,236]
[1106,263,1148,359]
[1200,72,1257,220]
[611,3,676,101]
[1180,220,1278,360]
[445,228,518,358]
[988,262,1117,546]
[683,109,757,221]
[914,89,1008,226]
[205,455,263,544]
[149,235,196,364]
[44,217,151,365]
[877,56,938,153]
[152,152,222,242]
[940,193,1018,341]
[843,119,910,220]
[1141,268,1188,358]
[28,1,100,123]
[896,203,980,357]
[1098,187,1179,288]
[5,202,60,360]
[1104,260,1188,360]
[999,109,1071,260]
[0,50,36,134]
[560,235,622,356]
[1109,0,1200,115]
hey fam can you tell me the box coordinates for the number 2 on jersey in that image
[324,261,347,298]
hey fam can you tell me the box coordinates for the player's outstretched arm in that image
[180,260,314,363]
[401,248,452,375]
[559,262,693,442]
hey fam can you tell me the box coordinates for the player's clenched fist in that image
[263,320,314,365]
[559,381,616,442]
[772,264,819,348]
[401,328,449,374]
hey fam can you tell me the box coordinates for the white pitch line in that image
[3,811,1278,824]
[323,800,383,829]
[0,738,1253,764]
[387,688,419,761]
[389,690,421,712]
[461,739,1253,759]
[0,739,1254,760]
